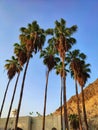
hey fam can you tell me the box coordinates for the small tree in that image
[29,112,33,116]
[69,114,79,130]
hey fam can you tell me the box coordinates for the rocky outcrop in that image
[54,79,98,119]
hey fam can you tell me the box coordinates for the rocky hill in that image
[54,78,98,119]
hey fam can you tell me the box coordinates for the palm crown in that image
[40,43,60,71]
[5,56,22,79]
[19,21,46,55]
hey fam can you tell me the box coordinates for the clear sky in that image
[0,0,98,117]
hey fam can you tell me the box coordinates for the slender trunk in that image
[0,79,11,118]
[75,80,83,130]
[60,77,63,130]
[42,70,49,130]
[81,86,88,130]
[63,77,69,130]
[14,58,30,130]
[4,73,20,130]
[62,58,69,130]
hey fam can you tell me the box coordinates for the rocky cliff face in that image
[54,79,98,119]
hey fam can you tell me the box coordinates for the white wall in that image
[0,115,61,130]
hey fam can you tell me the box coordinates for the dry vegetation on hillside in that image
[54,79,98,119]
[53,79,98,129]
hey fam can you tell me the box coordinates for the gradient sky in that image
[0,0,98,117]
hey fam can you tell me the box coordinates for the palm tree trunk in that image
[42,70,49,130]
[4,73,20,130]
[63,76,69,130]
[60,77,63,130]
[75,80,83,130]
[62,59,69,130]
[81,86,88,130]
[14,58,30,130]
[0,79,11,118]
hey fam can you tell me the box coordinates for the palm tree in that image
[14,43,27,66]
[14,21,46,130]
[70,58,83,130]
[40,44,60,130]
[66,49,86,130]
[77,61,91,130]
[0,56,18,118]
[4,58,22,130]
[13,42,28,130]
[47,18,77,130]
[70,57,90,130]
[55,62,68,130]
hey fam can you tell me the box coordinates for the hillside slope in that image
[54,78,98,119]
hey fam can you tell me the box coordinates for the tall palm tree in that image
[4,58,22,130]
[40,44,60,130]
[66,49,86,130]
[0,56,18,118]
[70,56,90,130]
[77,61,91,130]
[14,42,28,130]
[47,18,77,130]
[14,21,46,130]
[70,59,83,130]
[55,62,63,130]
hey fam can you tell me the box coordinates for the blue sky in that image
[0,0,98,117]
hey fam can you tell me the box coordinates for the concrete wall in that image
[0,116,31,130]
[0,115,61,130]
[31,115,61,130]
[0,115,98,130]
